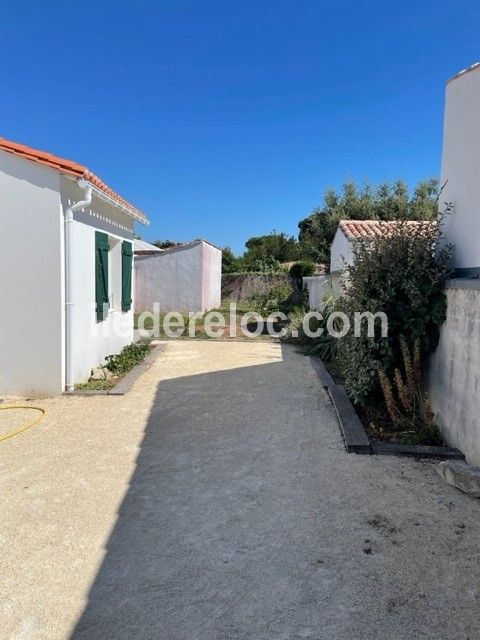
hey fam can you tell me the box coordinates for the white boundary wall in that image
[427,281,480,465]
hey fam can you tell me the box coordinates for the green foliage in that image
[105,342,150,375]
[242,231,301,270]
[289,260,316,278]
[222,247,241,273]
[284,287,337,361]
[334,219,453,405]
[247,257,283,274]
[298,178,439,264]
[76,379,113,391]
[281,307,307,342]
[153,239,177,249]
[245,281,293,317]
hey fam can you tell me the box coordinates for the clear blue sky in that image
[1,1,479,253]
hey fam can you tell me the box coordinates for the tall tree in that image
[221,247,241,273]
[242,231,300,269]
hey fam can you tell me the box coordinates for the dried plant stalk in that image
[399,335,413,391]
[378,369,401,422]
[394,368,411,412]
[412,338,422,388]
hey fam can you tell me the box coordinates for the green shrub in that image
[245,281,293,316]
[289,261,316,279]
[76,379,113,391]
[105,342,150,375]
[283,284,336,360]
[248,257,283,274]
[335,219,453,405]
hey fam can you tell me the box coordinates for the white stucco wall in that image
[135,241,221,313]
[303,276,329,311]
[61,179,135,383]
[330,228,354,273]
[0,151,64,395]
[303,274,344,311]
[440,64,480,270]
[201,243,222,310]
[427,281,480,465]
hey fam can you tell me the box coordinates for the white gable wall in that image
[330,228,354,273]
[440,65,480,271]
[201,243,222,310]
[0,151,64,395]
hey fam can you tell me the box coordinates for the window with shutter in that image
[122,241,133,312]
[95,231,109,321]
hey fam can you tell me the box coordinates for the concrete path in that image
[1,340,480,640]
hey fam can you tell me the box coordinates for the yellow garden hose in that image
[0,405,46,442]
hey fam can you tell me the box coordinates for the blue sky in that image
[1,1,479,253]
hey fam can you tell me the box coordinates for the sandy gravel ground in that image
[1,340,479,640]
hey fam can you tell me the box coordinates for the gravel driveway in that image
[1,340,480,640]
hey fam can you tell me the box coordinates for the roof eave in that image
[65,175,149,225]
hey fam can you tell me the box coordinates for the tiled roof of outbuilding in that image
[339,219,435,240]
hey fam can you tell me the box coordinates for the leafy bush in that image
[245,281,293,316]
[248,258,283,274]
[289,261,316,279]
[222,247,242,273]
[283,287,336,360]
[76,379,113,391]
[335,219,453,405]
[243,232,301,268]
[105,342,150,375]
[377,337,442,445]
[281,307,308,342]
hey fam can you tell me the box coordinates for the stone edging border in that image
[310,356,465,460]
[65,343,167,397]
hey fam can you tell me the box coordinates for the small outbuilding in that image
[135,239,222,313]
[331,219,433,272]
[304,220,432,310]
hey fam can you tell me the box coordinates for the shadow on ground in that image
[70,345,330,640]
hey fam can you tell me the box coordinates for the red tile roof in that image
[339,219,435,241]
[0,136,148,224]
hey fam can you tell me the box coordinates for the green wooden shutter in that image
[95,231,109,321]
[122,241,133,312]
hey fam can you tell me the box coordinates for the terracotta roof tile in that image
[339,219,436,241]
[0,136,148,224]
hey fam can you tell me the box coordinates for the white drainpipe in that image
[65,179,92,392]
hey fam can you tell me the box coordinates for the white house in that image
[427,62,480,465]
[0,136,149,396]
[135,239,222,313]
[439,62,480,275]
